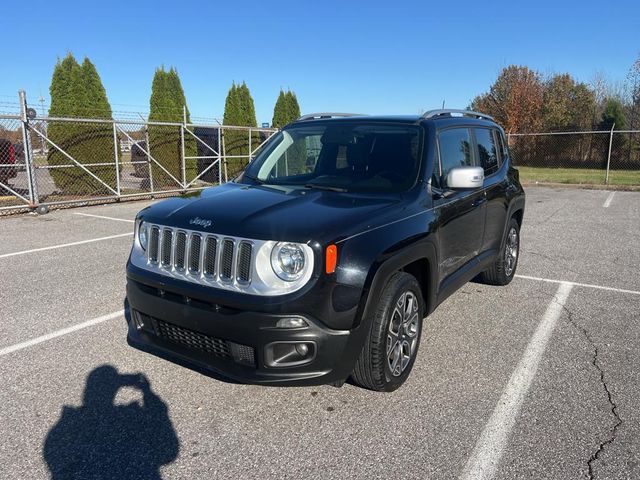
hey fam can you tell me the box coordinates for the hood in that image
[138,183,408,244]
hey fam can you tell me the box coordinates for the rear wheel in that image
[480,217,520,286]
[351,272,424,392]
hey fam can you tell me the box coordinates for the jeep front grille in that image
[204,236,217,276]
[188,234,202,273]
[220,239,234,280]
[174,231,187,270]
[148,227,160,263]
[237,242,252,283]
[144,224,254,288]
[161,229,172,266]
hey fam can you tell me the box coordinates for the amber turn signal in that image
[325,244,337,274]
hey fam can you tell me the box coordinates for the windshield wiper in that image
[304,183,348,192]
[242,173,264,185]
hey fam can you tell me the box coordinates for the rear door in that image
[473,127,509,254]
[433,127,486,282]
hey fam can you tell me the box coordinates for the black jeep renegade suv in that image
[125,110,525,392]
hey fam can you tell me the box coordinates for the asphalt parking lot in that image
[1,186,639,479]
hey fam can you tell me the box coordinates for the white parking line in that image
[0,310,124,357]
[603,191,616,208]
[73,212,135,223]
[459,282,574,480]
[0,232,132,259]
[515,274,640,296]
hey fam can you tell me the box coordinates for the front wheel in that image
[480,217,520,286]
[351,272,425,392]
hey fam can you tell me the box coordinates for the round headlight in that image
[271,242,306,281]
[138,220,148,251]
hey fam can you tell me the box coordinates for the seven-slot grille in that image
[145,224,254,287]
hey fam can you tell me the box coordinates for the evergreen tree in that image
[285,90,301,122]
[271,89,301,128]
[48,53,78,118]
[81,58,112,119]
[222,82,258,178]
[47,54,115,195]
[599,98,627,130]
[147,66,196,187]
[271,90,288,128]
[222,82,242,125]
[238,82,257,127]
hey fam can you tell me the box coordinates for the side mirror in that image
[446,166,484,189]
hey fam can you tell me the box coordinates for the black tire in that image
[480,217,520,286]
[351,272,425,392]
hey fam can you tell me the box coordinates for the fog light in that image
[276,317,308,329]
[265,342,316,367]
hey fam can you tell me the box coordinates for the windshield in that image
[242,123,422,193]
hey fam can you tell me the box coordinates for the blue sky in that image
[3,0,639,124]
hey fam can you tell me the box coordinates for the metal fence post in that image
[181,106,187,189]
[145,126,154,194]
[605,123,615,185]
[19,90,38,206]
[113,122,121,196]
[217,127,222,185]
[221,128,228,182]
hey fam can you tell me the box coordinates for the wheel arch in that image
[355,239,438,329]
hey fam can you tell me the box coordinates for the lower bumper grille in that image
[133,310,255,366]
[157,319,231,358]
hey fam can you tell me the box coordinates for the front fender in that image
[333,208,438,331]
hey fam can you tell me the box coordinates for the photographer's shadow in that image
[44,365,179,479]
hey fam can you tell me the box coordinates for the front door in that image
[432,127,486,282]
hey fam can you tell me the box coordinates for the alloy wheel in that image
[504,226,519,277]
[386,291,420,377]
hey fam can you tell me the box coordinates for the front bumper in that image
[125,278,363,386]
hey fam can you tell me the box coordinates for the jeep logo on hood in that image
[189,217,212,228]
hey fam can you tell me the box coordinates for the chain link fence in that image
[508,130,640,186]
[3,90,640,215]
[0,92,277,215]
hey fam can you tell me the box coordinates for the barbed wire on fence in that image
[0,95,226,125]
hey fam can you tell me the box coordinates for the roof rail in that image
[296,112,364,121]
[422,109,495,122]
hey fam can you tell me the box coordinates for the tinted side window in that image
[496,130,509,162]
[438,128,473,183]
[474,128,499,175]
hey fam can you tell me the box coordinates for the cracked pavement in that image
[562,303,622,480]
[0,186,639,479]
